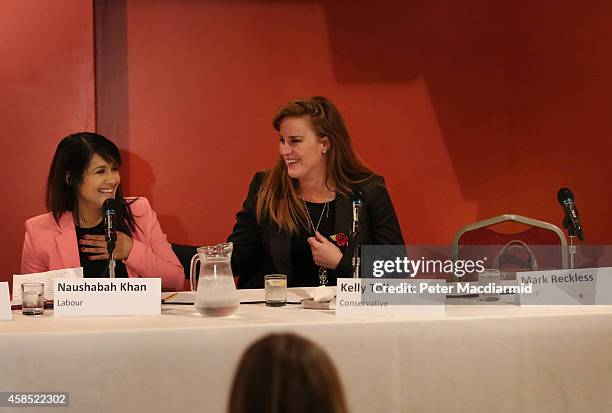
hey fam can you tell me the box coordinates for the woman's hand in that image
[79,231,134,261]
[307,231,343,270]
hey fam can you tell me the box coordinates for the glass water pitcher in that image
[189,242,239,317]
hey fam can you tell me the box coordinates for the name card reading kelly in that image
[336,278,446,316]
[517,267,612,305]
[0,282,11,321]
[53,278,161,317]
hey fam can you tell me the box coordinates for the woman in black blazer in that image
[229,96,404,288]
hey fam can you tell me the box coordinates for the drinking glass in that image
[478,269,501,302]
[265,274,287,307]
[22,283,44,315]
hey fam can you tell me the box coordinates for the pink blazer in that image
[21,197,184,291]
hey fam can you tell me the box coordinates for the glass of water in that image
[265,274,287,307]
[478,269,501,302]
[21,282,45,315]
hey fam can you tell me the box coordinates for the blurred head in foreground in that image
[228,333,348,413]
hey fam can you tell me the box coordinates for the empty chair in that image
[452,214,568,281]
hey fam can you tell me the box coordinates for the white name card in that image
[53,278,161,317]
[518,267,612,305]
[0,282,11,321]
[336,278,445,316]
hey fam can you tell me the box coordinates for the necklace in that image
[303,200,328,235]
[303,200,330,285]
[78,215,102,228]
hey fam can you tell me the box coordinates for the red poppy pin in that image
[331,232,349,247]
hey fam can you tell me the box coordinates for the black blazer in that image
[228,172,405,288]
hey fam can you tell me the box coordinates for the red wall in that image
[0,1,95,284]
[95,0,612,249]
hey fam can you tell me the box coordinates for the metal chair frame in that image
[452,214,568,270]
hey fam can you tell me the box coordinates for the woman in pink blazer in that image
[21,132,183,291]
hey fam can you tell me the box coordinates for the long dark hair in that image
[228,333,349,413]
[257,96,374,234]
[46,132,136,235]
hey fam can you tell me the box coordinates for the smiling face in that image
[279,116,329,182]
[75,153,120,213]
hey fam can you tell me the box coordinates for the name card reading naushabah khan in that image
[53,278,161,317]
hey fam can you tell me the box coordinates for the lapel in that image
[334,192,353,237]
[53,212,80,269]
[268,227,293,281]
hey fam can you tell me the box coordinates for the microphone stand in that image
[108,254,116,278]
[351,229,361,278]
[108,240,116,278]
[350,217,361,278]
[563,214,577,269]
[568,236,576,270]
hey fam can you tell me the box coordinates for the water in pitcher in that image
[194,275,239,316]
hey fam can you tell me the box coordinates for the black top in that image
[292,200,337,287]
[228,172,406,288]
[76,221,128,278]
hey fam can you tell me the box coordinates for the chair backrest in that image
[452,214,568,280]
[171,243,198,291]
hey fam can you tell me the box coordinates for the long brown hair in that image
[256,96,373,234]
[46,132,136,235]
[228,333,349,413]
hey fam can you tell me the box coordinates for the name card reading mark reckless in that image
[56,282,148,292]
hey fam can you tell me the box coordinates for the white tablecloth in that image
[2,300,612,413]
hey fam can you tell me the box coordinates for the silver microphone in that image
[102,198,119,254]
